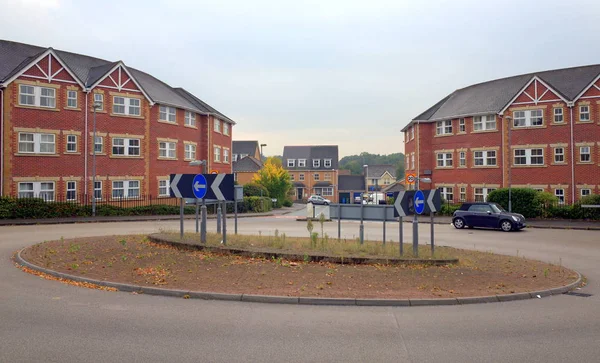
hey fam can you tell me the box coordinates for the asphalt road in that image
[1,217,599,362]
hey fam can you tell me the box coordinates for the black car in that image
[452,202,526,232]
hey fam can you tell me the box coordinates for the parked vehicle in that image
[308,195,331,205]
[452,202,526,232]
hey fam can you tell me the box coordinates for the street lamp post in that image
[260,143,267,161]
[506,116,512,212]
[91,102,102,217]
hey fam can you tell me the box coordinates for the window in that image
[324,173,331,181]
[290,174,295,181]
[439,187,453,202]
[66,135,77,153]
[223,123,229,136]
[224,149,229,163]
[555,189,565,204]
[474,150,496,166]
[240,153,248,159]
[67,90,77,108]
[411,153,415,170]
[436,120,452,135]
[112,138,140,156]
[459,151,466,167]
[159,106,176,122]
[473,115,496,131]
[184,144,196,160]
[554,108,564,123]
[474,187,495,202]
[580,146,591,162]
[321,187,333,196]
[460,187,466,202]
[18,133,55,154]
[18,181,55,200]
[19,85,56,108]
[513,109,543,127]
[287,159,295,167]
[410,126,414,140]
[458,118,465,132]
[324,159,332,168]
[232,154,238,162]
[94,181,102,200]
[113,97,140,116]
[314,173,320,181]
[581,189,591,197]
[94,93,104,111]
[214,119,221,132]
[184,111,196,127]
[436,152,453,167]
[514,148,544,165]
[298,159,306,167]
[554,147,564,163]
[112,180,140,199]
[66,181,76,201]
[299,173,305,181]
[214,146,221,162]
[159,180,170,196]
[313,159,320,168]
[94,136,103,153]
[159,142,176,158]
[579,105,590,121]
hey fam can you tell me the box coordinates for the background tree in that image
[253,157,292,207]
[339,152,405,179]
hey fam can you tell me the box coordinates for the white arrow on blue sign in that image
[192,174,208,199]
[414,190,425,214]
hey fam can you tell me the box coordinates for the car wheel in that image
[453,217,465,229]
[500,220,513,232]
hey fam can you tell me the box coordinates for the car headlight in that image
[511,215,519,222]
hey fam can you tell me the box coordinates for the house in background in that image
[364,164,397,191]
[232,155,262,185]
[283,145,339,202]
[232,141,261,162]
[338,175,365,204]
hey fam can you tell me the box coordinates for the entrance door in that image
[297,188,303,200]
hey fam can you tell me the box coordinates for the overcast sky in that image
[3,0,600,157]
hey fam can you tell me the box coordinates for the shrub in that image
[243,196,272,213]
[487,188,540,218]
[282,199,293,207]
[243,183,269,198]
[439,204,460,216]
[0,196,17,219]
[534,192,559,218]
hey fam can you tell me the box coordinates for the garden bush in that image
[487,188,540,218]
[242,183,269,198]
[243,196,272,213]
[0,196,17,219]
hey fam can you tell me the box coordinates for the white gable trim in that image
[573,72,600,102]
[499,76,568,114]
[1,48,85,88]
[88,62,153,105]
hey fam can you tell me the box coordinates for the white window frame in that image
[299,173,305,181]
[553,108,564,123]
[18,132,55,154]
[94,136,103,153]
[321,187,333,196]
[473,115,496,131]
[439,187,453,202]
[579,105,590,121]
[224,149,230,163]
[555,189,565,205]
[94,93,104,111]
[66,134,77,153]
[112,180,140,199]
[159,141,176,159]
[459,151,466,167]
[94,181,102,200]
[314,173,320,181]
[19,84,56,108]
[223,123,229,136]
[513,109,543,127]
[459,118,466,132]
[159,106,177,122]
[474,187,495,202]
[287,159,295,167]
[324,173,331,181]
[112,138,140,156]
[459,187,466,202]
[298,159,306,167]
[581,188,591,197]
[240,153,248,159]
[554,147,565,163]
[67,90,77,108]
[436,120,452,135]
[411,153,415,170]
[159,180,170,197]
[113,96,141,116]
[580,146,591,162]
[313,159,321,168]
[18,181,55,200]
[436,152,453,167]
[232,154,238,162]
[324,159,332,168]
[214,119,221,132]
[184,144,196,160]
[410,126,415,140]
[514,148,544,166]
[66,181,77,201]
[473,150,496,166]
[214,146,221,162]
[184,111,196,127]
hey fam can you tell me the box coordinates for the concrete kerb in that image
[14,250,583,307]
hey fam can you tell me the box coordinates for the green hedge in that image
[487,188,540,218]
[243,183,269,197]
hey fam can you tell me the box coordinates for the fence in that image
[10,193,182,209]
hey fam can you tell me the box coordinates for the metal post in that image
[359,201,364,244]
[195,198,199,233]
[337,203,341,240]
[217,201,222,234]
[430,211,434,256]
[508,116,512,212]
[234,199,238,235]
[412,179,419,257]
[382,205,386,245]
[201,199,207,244]
[179,198,184,240]
[222,201,227,245]
[399,216,403,256]
[92,105,97,217]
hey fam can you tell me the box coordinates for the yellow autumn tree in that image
[253,157,292,206]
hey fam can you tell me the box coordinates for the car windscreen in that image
[491,204,505,213]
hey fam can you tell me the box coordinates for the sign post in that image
[413,185,425,257]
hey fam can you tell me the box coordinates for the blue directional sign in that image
[192,174,207,199]
[414,190,425,214]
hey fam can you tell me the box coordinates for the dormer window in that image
[287,159,295,167]
[298,159,306,167]
[324,159,332,168]
[313,159,320,168]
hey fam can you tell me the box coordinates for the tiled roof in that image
[233,156,262,172]
[405,64,600,130]
[232,141,259,157]
[0,39,234,122]
[382,182,405,193]
[282,145,339,170]
[366,164,396,178]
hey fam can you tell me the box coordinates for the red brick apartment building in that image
[0,40,235,200]
[403,65,600,205]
